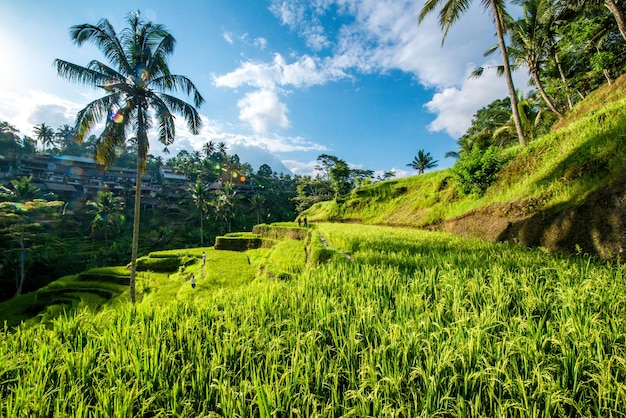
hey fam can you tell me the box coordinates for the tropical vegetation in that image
[54,11,205,303]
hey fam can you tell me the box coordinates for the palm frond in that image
[70,20,132,76]
[156,93,203,134]
[73,94,119,142]
[151,75,204,107]
[150,96,176,147]
[54,59,112,87]
[86,60,126,82]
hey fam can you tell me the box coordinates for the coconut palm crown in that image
[54,11,204,302]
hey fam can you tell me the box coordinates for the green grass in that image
[2,223,626,416]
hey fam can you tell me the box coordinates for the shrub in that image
[451,146,502,195]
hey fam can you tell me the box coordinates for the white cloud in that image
[254,37,268,50]
[213,53,347,90]
[260,0,516,139]
[0,90,83,136]
[425,66,530,137]
[223,31,234,44]
[238,90,289,133]
[281,158,318,176]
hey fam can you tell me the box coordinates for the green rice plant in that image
[1,223,626,416]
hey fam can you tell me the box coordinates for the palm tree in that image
[33,123,56,152]
[251,193,266,225]
[419,0,528,146]
[509,0,563,117]
[217,141,228,157]
[213,182,237,234]
[56,124,78,154]
[202,141,215,158]
[188,179,210,246]
[406,150,438,174]
[54,11,204,303]
[493,91,548,144]
[87,191,125,246]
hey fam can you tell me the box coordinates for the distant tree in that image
[54,11,204,303]
[87,191,125,246]
[330,159,352,197]
[33,123,55,152]
[257,163,273,178]
[0,177,63,296]
[217,142,228,157]
[315,154,342,180]
[251,194,267,225]
[382,170,396,180]
[202,141,215,158]
[213,182,238,233]
[294,176,334,212]
[406,150,438,174]
[0,122,22,164]
[188,179,210,246]
[56,124,79,154]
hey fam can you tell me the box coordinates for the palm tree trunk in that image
[200,212,204,246]
[532,71,562,117]
[16,229,25,297]
[554,52,574,110]
[605,0,626,41]
[492,0,527,146]
[129,158,143,304]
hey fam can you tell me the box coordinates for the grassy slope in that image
[304,75,626,260]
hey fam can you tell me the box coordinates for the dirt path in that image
[317,232,353,261]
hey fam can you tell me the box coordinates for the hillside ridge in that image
[303,76,626,260]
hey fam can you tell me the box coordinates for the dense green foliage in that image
[1,223,626,416]
[451,146,503,195]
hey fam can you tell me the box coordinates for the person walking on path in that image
[190,274,196,289]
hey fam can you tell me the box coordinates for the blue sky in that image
[0,0,525,177]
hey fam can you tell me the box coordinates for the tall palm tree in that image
[54,11,204,303]
[33,123,56,152]
[419,0,528,146]
[188,179,210,246]
[406,150,438,174]
[509,0,563,117]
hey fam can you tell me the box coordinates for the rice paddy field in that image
[1,222,626,417]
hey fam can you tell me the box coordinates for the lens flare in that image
[135,66,149,87]
[112,113,124,124]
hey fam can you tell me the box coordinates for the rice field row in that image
[1,223,625,416]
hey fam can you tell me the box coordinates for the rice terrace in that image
[1,223,626,416]
[2,1,626,417]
